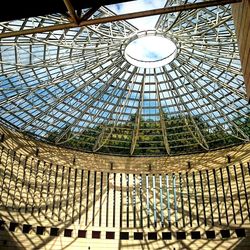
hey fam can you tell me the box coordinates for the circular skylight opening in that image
[124,34,177,68]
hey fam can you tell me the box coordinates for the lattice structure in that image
[0,1,249,156]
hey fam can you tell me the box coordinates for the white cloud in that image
[107,0,167,30]
[126,36,170,60]
[125,36,177,68]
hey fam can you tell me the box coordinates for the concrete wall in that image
[1,125,250,174]
[0,126,250,249]
[232,0,250,101]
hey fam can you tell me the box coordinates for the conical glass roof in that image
[0,1,249,156]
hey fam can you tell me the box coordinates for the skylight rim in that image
[121,30,179,69]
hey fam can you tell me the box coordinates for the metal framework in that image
[0,0,241,39]
[0,0,249,156]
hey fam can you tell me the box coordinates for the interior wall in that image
[1,125,250,174]
[0,125,250,249]
[232,0,250,101]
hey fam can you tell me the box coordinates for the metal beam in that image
[162,66,210,150]
[93,67,138,152]
[54,57,124,143]
[63,0,79,24]
[130,69,145,155]
[154,70,171,155]
[177,59,249,141]
[81,5,101,21]
[0,0,241,39]
[56,61,128,144]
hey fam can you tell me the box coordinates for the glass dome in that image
[0,1,249,156]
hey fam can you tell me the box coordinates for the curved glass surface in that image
[0,1,249,156]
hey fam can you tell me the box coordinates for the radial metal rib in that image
[154,70,171,155]
[130,69,145,155]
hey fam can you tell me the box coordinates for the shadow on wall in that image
[1,125,250,174]
[0,143,250,249]
[0,219,248,249]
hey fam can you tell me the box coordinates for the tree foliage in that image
[46,113,250,155]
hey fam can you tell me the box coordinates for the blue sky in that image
[107,0,167,30]
[125,36,177,67]
[107,0,177,67]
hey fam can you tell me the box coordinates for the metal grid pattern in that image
[0,1,249,156]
